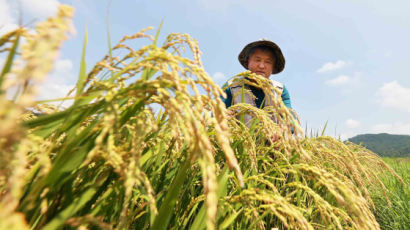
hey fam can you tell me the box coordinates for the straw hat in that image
[238,39,285,74]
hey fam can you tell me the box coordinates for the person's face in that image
[247,49,275,79]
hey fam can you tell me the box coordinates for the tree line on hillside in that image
[348,133,410,158]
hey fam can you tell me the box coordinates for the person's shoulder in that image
[221,80,231,90]
[282,84,290,93]
[269,79,284,90]
[221,77,243,90]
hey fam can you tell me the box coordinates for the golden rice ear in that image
[0,5,74,229]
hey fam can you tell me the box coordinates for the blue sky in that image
[1,0,410,139]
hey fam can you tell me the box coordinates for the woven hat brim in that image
[238,40,285,74]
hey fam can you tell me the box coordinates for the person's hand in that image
[226,109,235,117]
[270,133,281,142]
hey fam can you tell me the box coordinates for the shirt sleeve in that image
[281,85,292,109]
[220,82,232,108]
[281,85,298,133]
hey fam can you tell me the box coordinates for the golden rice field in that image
[0,5,408,230]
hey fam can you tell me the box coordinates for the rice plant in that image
[370,158,409,230]
[0,5,406,230]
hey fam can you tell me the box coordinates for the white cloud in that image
[325,75,350,86]
[317,60,346,73]
[4,58,75,107]
[213,72,226,83]
[0,23,19,35]
[339,132,357,141]
[37,82,74,100]
[0,0,14,24]
[20,0,60,20]
[371,122,410,135]
[53,58,73,74]
[0,0,18,35]
[378,81,410,112]
[346,119,360,129]
[37,58,76,107]
[1,0,61,35]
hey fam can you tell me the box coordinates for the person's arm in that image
[220,83,232,108]
[281,85,292,109]
[281,85,300,134]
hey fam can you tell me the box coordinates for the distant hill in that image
[348,133,410,157]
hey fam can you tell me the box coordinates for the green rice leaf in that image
[151,152,191,230]
[220,209,242,229]
[42,187,97,230]
[189,203,206,230]
[75,26,88,98]
[0,32,20,89]
[321,120,328,136]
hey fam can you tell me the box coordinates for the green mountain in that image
[348,133,410,157]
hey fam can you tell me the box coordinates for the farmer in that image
[221,39,299,136]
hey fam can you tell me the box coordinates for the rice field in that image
[0,5,408,230]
